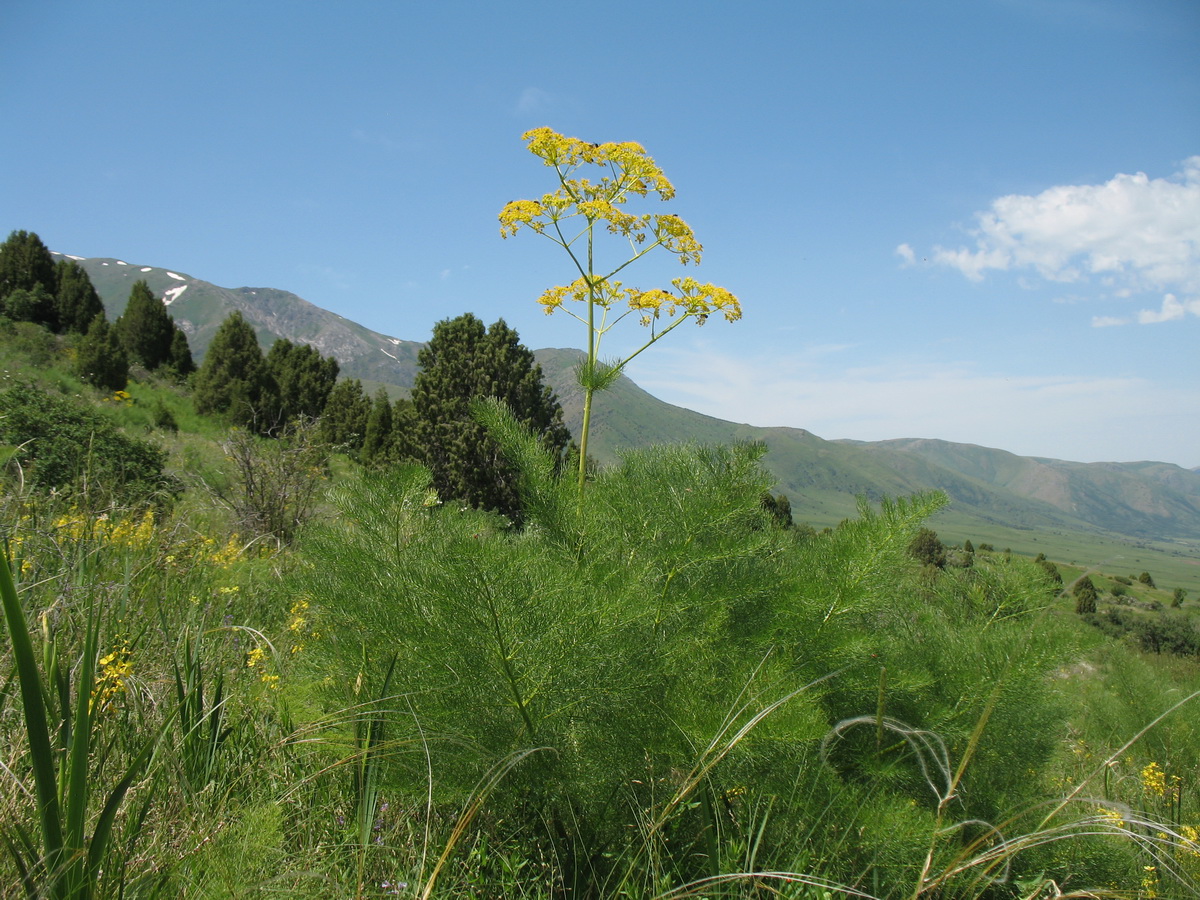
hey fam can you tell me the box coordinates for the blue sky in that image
[4,0,1198,466]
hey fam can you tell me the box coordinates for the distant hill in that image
[64,252,1200,548]
[62,254,423,390]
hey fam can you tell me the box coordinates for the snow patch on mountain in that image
[380,347,398,361]
[166,272,185,281]
[163,285,188,306]
[140,267,152,272]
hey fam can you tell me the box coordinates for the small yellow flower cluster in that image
[1141,761,1166,796]
[1181,825,1200,857]
[53,508,156,550]
[246,645,282,690]
[1141,863,1158,898]
[103,389,133,405]
[1098,806,1127,830]
[519,127,675,198]
[207,534,243,568]
[537,276,741,329]
[288,598,315,654]
[91,641,133,714]
[500,128,682,255]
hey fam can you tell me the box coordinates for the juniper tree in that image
[53,260,106,334]
[192,311,278,430]
[411,313,569,520]
[1074,576,1098,614]
[266,338,339,424]
[116,280,175,369]
[318,378,372,453]
[75,314,129,390]
[0,230,56,307]
[167,327,195,379]
[361,387,394,466]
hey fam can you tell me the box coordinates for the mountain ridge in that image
[61,251,1200,546]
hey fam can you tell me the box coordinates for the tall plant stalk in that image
[500,127,742,492]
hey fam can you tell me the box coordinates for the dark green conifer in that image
[266,338,339,423]
[167,327,196,378]
[116,279,174,369]
[411,313,569,520]
[192,311,278,430]
[53,260,105,334]
[318,378,372,452]
[0,230,57,304]
[75,314,129,390]
[361,387,394,465]
[1074,576,1098,614]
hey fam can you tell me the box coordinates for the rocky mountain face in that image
[69,252,1200,543]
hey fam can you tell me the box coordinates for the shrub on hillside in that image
[1074,576,1098,614]
[0,382,173,505]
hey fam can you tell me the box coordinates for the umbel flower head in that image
[500,127,741,333]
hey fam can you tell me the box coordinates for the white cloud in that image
[1137,292,1200,324]
[1090,315,1128,328]
[894,243,915,265]
[627,348,1199,465]
[925,157,1200,320]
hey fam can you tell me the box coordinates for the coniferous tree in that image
[167,327,196,379]
[318,378,372,452]
[192,311,278,430]
[908,527,947,569]
[412,313,569,520]
[75,314,129,390]
[0,230,57,305]
[266,338,339,424]
[391,396,418,462]
[53,259,105,334]
[361,387,394,466]
[116,279,175,369]
[1074,576,1098,614]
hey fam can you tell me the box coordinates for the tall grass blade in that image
[0,551,65,870]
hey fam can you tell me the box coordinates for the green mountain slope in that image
[857,438,1200,540]
[63,251,1200,550]
[63,254,423,389]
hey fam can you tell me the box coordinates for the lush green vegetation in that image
[0,321,1198,899]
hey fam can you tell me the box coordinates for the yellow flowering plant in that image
[500,127,742,489]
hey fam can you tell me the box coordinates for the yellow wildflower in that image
[1141,762,1166,796]
[91,642,133,714]
[246,646,266,668]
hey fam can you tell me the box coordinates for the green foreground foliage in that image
[2,396,1199,898]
